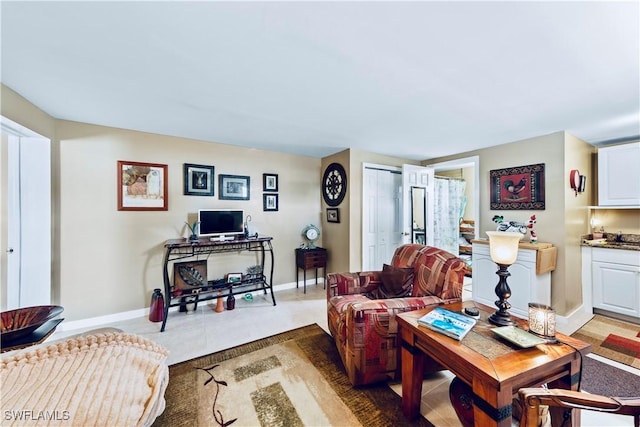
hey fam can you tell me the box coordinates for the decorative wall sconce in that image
[528,303,557,342]
[486,231,524,326]
[569,169,586,196]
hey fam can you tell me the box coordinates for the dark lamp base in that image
[488,311,516,326]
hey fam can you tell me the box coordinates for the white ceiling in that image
[2,1,639,160]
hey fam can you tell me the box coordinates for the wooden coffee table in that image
[397,301,590,427]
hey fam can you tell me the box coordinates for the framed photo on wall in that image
[183,163,214,196]
[327,207,340,223]
[490,163,545,210]
[117,160,168,211]
[263,193,278,211]
[219,174,250,200]
[263,173,278,192]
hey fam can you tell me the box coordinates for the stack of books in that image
[417,307,477,341]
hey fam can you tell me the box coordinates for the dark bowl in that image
[1,305,64,343]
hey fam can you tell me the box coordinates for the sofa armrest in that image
[326,271,382,298]
[345,295,445,321]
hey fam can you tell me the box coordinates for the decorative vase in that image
[215,291,225,313]
[226,290,235,310]
[149,289,165,322]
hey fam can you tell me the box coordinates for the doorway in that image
[361,157,479,277]
[429,155,479,241]
[429,156,479,297]
[1,116,52,309]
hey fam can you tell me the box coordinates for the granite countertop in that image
[581,233,640,251]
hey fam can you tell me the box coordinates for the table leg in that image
[472,378,513,427]
[401,340,425,420]
[303,268,307,294]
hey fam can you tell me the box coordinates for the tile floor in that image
[51,281,637,426]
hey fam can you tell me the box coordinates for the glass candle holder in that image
[528,303,556,340]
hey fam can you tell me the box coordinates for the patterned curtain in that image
[434,177,467,255]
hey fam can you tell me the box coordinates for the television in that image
[198,209,244,241]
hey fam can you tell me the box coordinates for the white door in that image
[1,118,52,309]
[401,164,434,246]
[362,166,402,270]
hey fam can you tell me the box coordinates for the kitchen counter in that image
[581,233,640,251]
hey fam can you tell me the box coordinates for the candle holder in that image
[528,303,557,342]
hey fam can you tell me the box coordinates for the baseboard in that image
[57,307,153,332]
[556,304,594,336]
[57,280,320,332]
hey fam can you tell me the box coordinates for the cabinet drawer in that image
[302,254,326,267]
[592,248,640,265]
[296,249,327,268]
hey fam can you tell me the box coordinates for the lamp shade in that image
[486,231,523,265]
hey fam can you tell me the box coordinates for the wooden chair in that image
[518,388,640,427]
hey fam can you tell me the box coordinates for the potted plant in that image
[185,221,200,242]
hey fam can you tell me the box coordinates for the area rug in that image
[572,314,640,369]
[152,324,434,427]
[581,356,640,397]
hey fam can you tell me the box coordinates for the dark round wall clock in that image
[322,162,347,206]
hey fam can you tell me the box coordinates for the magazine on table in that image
[417,307,477,341]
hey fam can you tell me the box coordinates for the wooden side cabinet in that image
[295,247,327,294]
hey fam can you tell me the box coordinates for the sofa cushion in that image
[412,246,466,299]
[371,264,414,298]
[415,263,438,296]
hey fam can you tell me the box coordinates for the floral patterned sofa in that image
[326,244,467,386]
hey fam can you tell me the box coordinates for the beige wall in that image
[426,131,596,315]
[6,83,633,322]
[561,133,596,313]
[3,87,322,321]
[320,150,350,274]
[321,149,418,273]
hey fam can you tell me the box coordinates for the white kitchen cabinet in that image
[591,248,640,318]
[472,241,554,319]
[597,141,640,206]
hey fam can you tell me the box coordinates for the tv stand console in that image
[209,235,236,242]
[160,236,275,332]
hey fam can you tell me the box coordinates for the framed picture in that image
[263,173,278,192]
[183,163,214,196]
[226,273,242,284]
[263,193,278,211]
[327,207,340,223]
[219,174,250,200]
[490,163,545,210]
[173,260,208,293]
[117,160,168,211]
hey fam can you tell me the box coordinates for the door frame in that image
[1,116,52,309]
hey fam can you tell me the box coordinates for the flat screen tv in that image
[198,209,244,240]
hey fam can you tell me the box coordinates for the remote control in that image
[464,307,480,318]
